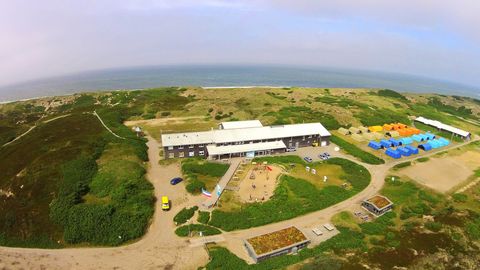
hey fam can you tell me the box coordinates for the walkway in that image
[93,110,125,139]
[201,158,242,209]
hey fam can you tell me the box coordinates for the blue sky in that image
[0,0,479,87]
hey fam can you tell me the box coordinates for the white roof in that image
[220,120,263,129]
[206,141,286,156]
[161,122,331,147]
[415,116,470,137]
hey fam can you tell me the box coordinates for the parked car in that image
[304,156,313,163]
[323,152,331,157]
[286,147,297,152]
[170,177,183,185]
[319,152,330,160]
[161,196,170,211]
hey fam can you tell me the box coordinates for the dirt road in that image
[0,136,477,269]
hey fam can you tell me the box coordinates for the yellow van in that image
[161,196,170,211]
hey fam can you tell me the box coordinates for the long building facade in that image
[161,120,331,159]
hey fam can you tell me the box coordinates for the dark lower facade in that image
[163,134,330,159]
[361,201,393,216]
[245,240,310,263]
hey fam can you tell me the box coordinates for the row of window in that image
[167,150,205,158]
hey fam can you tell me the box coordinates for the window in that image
[179,152,185,158]
[178,145,184,150]
[199,145,204,148]
[308,135,312,138]
[199,150,205,156]
[189,151,195,157]
[168,153,174,158]
[168,146,173,150]
[302,136,305,141]
[189,145,194,149]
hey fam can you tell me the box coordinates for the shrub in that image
[393,161,411,170]
[175,224,221,237]
[160,111,171,117]
[330,135,384,165]
[377,89,408,101]
[452,193,468,203]
[425,221,442,232]
[417,157,430,163]
[174,206,199,225]
[197,211,211,224]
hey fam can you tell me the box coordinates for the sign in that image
[311,169,316,175]
[216,184,222,196]
[306,166,310,172]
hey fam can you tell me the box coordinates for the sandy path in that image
[0,136,477,268]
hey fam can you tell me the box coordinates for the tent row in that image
[385,146,419,159]
[412,133,435,142]
[383,123,407,131]
[418,138,450,151]
[338,126,371,135]
[351,132,384,142]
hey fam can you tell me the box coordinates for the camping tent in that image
[363,132,376,140]
[383,124,393,131]
[405,145,419,155]
[409,128,421,135]
[387,131,400,138]
[368,141,382,150]
[437,138,450,146]
[352,133,365,142]
[428,140,442,149]
[385,148,401,159]
[397,147,411,156]
[338,127,350,135]
[424,133,435,140]
[349,127,361,134]
[399,129,413,136]
[399,137,413,145]
[412,134,423,142]
[418,143,433,151]
[380,139,392,148]
[358,126,369,133]
[389,138,400,147]
[369,126,383,132]
[372,132,384,140]
[397,123,408,129]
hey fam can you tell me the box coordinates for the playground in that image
[237,164,283,203]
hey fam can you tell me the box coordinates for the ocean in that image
[0,65,478,102]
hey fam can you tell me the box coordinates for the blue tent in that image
[437,138,450,146]
[368,141,382,150]
[418,143,433,151]
[389,138,400,147]
[405,145,419,155]
[380,139,392,148]
[397,147,411,156]
[424,133,436,140]
[412,134,423,142]
[385,148,401,159]
[428,140,442,149]
[399,137,413,145]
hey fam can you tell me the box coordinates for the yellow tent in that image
[369,126,383,132]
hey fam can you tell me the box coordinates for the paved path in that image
[0,135,477,269]
[201,159,242,209]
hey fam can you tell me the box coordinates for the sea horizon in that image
[0,65,478,103]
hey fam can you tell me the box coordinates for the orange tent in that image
[383,124,393,131]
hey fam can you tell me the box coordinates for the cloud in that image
[0,0,478,89]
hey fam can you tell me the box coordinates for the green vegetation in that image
[264,106,340,129]
[330,135,385,164]
[427,97,475,120]
[175,224,221,237]
[377,89,408,101]
[174,206,199,225]
[209,158,370,231]
[392,161,411,170]
[197,211,211,224]
[417,157,430,162]
[181,159,229,194]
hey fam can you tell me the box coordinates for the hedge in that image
[175,224,221,237]
[174,206,199,225]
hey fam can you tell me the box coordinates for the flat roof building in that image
[244,226,310,263]
[161,120,331,159]
[415,116,470,139]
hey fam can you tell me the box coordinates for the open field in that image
[399,151,480,193]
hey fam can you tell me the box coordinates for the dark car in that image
[304,157,313,163]
[170,177,183,185]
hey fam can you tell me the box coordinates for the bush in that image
[377,89,408,101]
[452,193,468,203]
[197,211,211,224]
[174,206,199,225]
[160,111,171,117]
[330,135,384,165]
[186,179,206,194]
[417,157,430,163]
[393,161,411,170]
[425,221,442,232]
[175,224,221,237]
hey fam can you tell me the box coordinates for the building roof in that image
[206,141,286,156]
[415,117,470,137]
[161,122,331,147]
[364,195,393,210]
[245,226,308,257]
[220,120,263,129]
